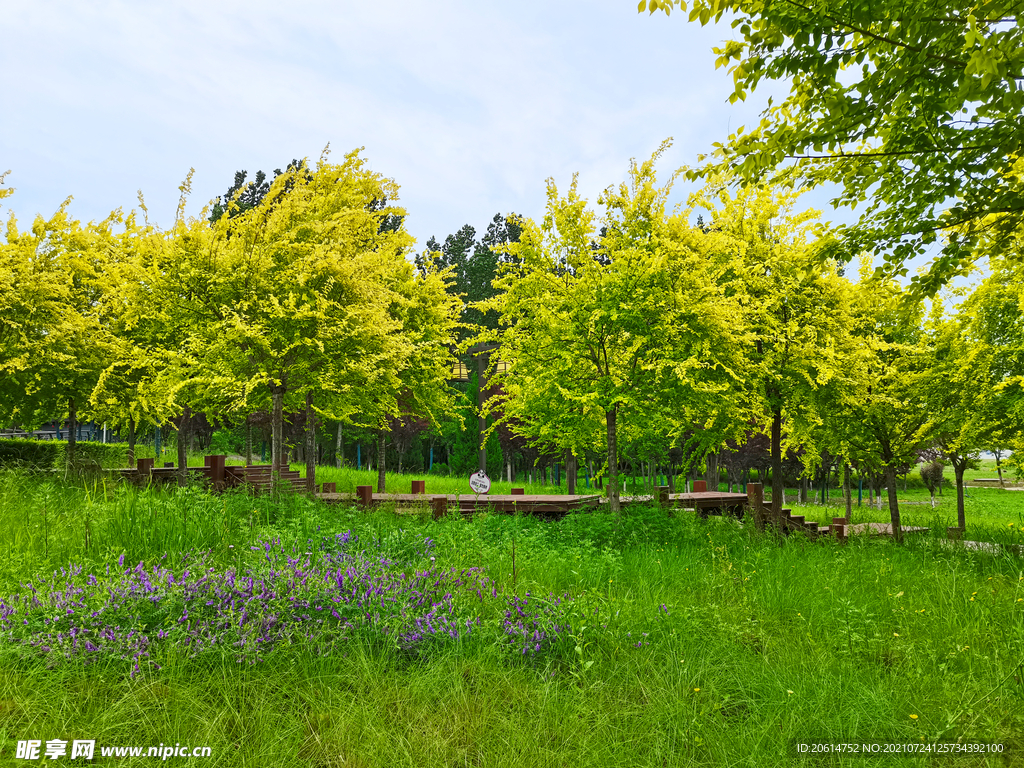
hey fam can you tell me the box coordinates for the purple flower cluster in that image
[501,592,571,657]
[0,533,491,676]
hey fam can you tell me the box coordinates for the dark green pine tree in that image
[208,159,306,223]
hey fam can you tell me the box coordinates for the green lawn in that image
[0,469,1021,766]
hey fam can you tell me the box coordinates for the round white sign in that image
[469,471,491,494]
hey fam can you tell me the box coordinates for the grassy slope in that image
[0,471,1021,766]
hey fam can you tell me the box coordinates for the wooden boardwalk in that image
[318,492,602,518]
[670,491,749,518]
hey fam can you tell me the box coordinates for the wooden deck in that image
[670,491,750,518]
[113,458,308,493]
[318,492,602,518]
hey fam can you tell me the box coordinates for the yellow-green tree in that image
[843,266,933,540]
[162,149,454,491]
[688,180,870,525]
[0,200,118,465]
[89,204,183,465]
[480,145,742,511]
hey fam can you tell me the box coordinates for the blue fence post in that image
[429,446,433,472]
[357,443,361,471]
[858,477,863,506]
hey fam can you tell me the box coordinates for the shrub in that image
[0,439,127,470]
[208,430,242,456]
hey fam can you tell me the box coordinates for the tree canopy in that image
[478,145,743,511]
[641,0,1024,296]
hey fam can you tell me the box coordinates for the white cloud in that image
[2,0,806,247]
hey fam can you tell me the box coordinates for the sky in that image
[3,0,841,251]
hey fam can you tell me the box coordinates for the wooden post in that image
[657,486,669,507]
[692,480,708,493]
[210,455,226,490]
[431,496,447,520]
[137,457,154,484]
[209,454,224,489]
[356,485,373,507]
[411,480,426,494]
[832,516,847,542]
[511,488,525,495]
[747,483,765,531]
[321,482,336,494]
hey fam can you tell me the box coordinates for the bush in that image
[0,439,127,470]
[428,462,451,476]
[208,430,242,456]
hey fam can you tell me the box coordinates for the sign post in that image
[469,471,491,495]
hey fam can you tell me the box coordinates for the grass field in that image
[0,468,1021,766]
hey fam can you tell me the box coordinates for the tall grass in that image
[0,469,1022,766]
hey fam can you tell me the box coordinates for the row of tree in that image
[472,141,1023,536]
[0,151,459,492]
[1,143,1021,538]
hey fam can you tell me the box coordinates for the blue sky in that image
[4,0,837,250]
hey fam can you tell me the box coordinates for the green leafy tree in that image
[641,0,1024,295]
[954,248,1024,487]
[419,214,522,337]
[0,201,118,465]
[844,269,932,539]
[480,144,741,511]
[918,300,991,528]
[686,179,868,525]
[169,149,448,493]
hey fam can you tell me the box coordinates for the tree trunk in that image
[954,461,966,530]
[245,418,252,465]
[844,463,852,520]
[377,429,386,493]
[566,449,577,495]
[884,463,902,542]
[770,403,783,528]
[705,451,715,490]
[995,450,1004,486]
[177,405,191,487]
[67,396,77,467]
[127,418,136,467]
[305,392,316,496]
[335,422,343,468]
[271,385,285,484]
[606,407,620,513]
